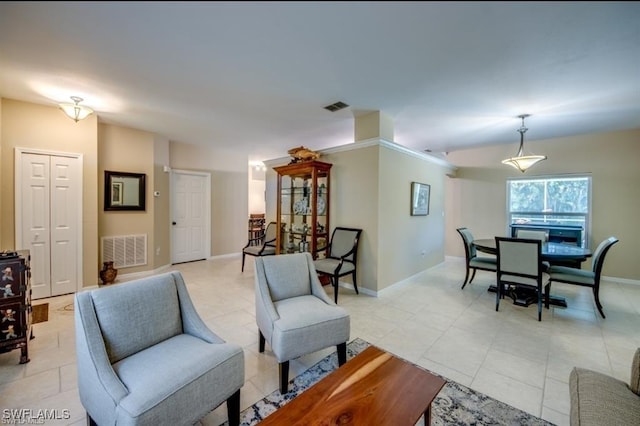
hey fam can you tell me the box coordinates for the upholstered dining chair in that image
[495,237,549,321]
[515,229,549,241]
[255,252,350,394]
[242,220,277,272]
[74,271,245,426]
[546,236,619,318]
[515,229,551,271]
[313,227,363,303]
[456,227,497,289]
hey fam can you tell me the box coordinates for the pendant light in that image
[59,96,94,122]
[501,114,546,172]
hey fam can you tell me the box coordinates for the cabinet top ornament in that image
[287,146,321,164]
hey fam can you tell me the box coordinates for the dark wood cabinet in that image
[0,250,32,364]
[510,224,584,247]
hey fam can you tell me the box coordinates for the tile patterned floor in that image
[1,256,639,426]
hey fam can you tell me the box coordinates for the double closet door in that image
[17,151,81,299]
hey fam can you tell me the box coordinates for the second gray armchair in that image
[254,252,351,394]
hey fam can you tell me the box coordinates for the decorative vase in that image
[99,261,118,285]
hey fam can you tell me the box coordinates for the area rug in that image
[223,338,554,426]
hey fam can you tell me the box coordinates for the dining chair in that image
[242,221,277,272]
[313,227,362,303]
[495,237,549,321]
[546,236,619,318]
[515,229,551,271]
[456,227,497,289]
[515,229,548,241]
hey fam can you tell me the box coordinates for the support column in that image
[354,111,394,142]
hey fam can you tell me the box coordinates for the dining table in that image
[471,238,592,308]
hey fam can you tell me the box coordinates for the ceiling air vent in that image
[324,101,349,112]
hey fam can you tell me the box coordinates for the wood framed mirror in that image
[104,170,146,211]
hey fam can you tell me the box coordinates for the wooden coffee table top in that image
[259,345,447,426]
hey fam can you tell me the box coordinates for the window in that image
[507,175,591,247]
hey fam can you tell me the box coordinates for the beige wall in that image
[0,98,99,287]
[446,128,640,281]
[377,146,448,289]
[265,141,455,293]
[98,124,157,275]
[169,141,249,256]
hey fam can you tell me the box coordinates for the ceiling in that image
[1,2,639,163]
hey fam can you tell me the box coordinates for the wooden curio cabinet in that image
[274,160,331,259]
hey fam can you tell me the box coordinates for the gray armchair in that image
[255,252,350,394]
[74,271,244,426]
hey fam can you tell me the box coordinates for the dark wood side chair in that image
[546,236,619,318]
[313,227,363,303]
[242,221,277,272]
[456,227,497,289]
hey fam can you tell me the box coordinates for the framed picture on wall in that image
[411,182,430,216]
[111,182,123,206]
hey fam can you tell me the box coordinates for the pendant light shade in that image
[501,114,546,173]
[59,96,94,122]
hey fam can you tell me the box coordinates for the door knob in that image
[172,222,177,225]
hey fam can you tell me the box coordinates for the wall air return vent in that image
[101,234,147,269]
[324,101,349,112]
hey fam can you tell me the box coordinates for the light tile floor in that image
[1,256,639,426]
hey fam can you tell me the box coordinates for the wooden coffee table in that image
[259,345,446,425]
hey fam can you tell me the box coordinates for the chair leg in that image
[461,266,470,289]
[226,389,241,426]
[469,268,477,284]
[86,414,97,426]
[279,361,290,394]
[259,329,265,353]
[545,281,552,309]
[352,271,359,295]
[593,287,606,319]
[241,253,246,272]
[537,285,542,321]
[495,280,501,312]
[337,342,347,366]
[333,273,339,304]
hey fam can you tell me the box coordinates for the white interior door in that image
[171,171,210,264]
[18,151,81,299]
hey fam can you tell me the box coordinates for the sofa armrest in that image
[569,367,640,426]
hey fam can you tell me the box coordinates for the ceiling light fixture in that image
[59,96,94,122]
[501,114,546,173]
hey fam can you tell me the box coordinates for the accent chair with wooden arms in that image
[495,237,549,321]
[456,227,497,289]
[242,220,277,272]
[74,271,245,426]
[313,227,362,303]
[254,252,350,394]
[546,236,619,318]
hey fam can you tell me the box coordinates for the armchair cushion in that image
[271,295,350,361]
